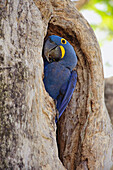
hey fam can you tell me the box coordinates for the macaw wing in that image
[55,70,77,123]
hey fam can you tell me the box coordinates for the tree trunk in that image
[105,77,113,125]
[74,0,89,10]
[0,0,64,169]
[1,0,113,169]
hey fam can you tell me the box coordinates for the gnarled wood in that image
[1,0,113,169]
[0,0,64,169]
[105,77,113,125]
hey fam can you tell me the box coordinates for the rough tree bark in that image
[105,77,113,125]
[74,0,89,10]
[0,0,113,170]
[0,0,63,169]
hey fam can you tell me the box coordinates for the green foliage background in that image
[83,0,113,41]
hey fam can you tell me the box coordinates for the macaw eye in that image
[61,38,66,44]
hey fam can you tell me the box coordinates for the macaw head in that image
[44,35,77,70]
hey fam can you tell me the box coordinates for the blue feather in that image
[55,70,77,123]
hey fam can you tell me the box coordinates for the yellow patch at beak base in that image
[59,46,65,59]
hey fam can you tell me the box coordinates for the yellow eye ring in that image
[61,38,66,44]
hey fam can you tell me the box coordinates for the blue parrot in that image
[43,35,77,123]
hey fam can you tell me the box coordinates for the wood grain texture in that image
[105,77,113,125]
[0,0,64,169]
[1,0,113,169]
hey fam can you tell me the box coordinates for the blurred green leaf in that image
[82,0,113,40]
[105,62,112,67]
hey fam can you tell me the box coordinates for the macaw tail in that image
[55,70,77,123]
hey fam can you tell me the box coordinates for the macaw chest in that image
[43,62,71,99]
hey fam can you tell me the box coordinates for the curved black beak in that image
[44,37,61,62]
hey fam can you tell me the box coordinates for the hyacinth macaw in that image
[43,35,77,123]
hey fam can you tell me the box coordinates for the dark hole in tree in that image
[42,23,89,169]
